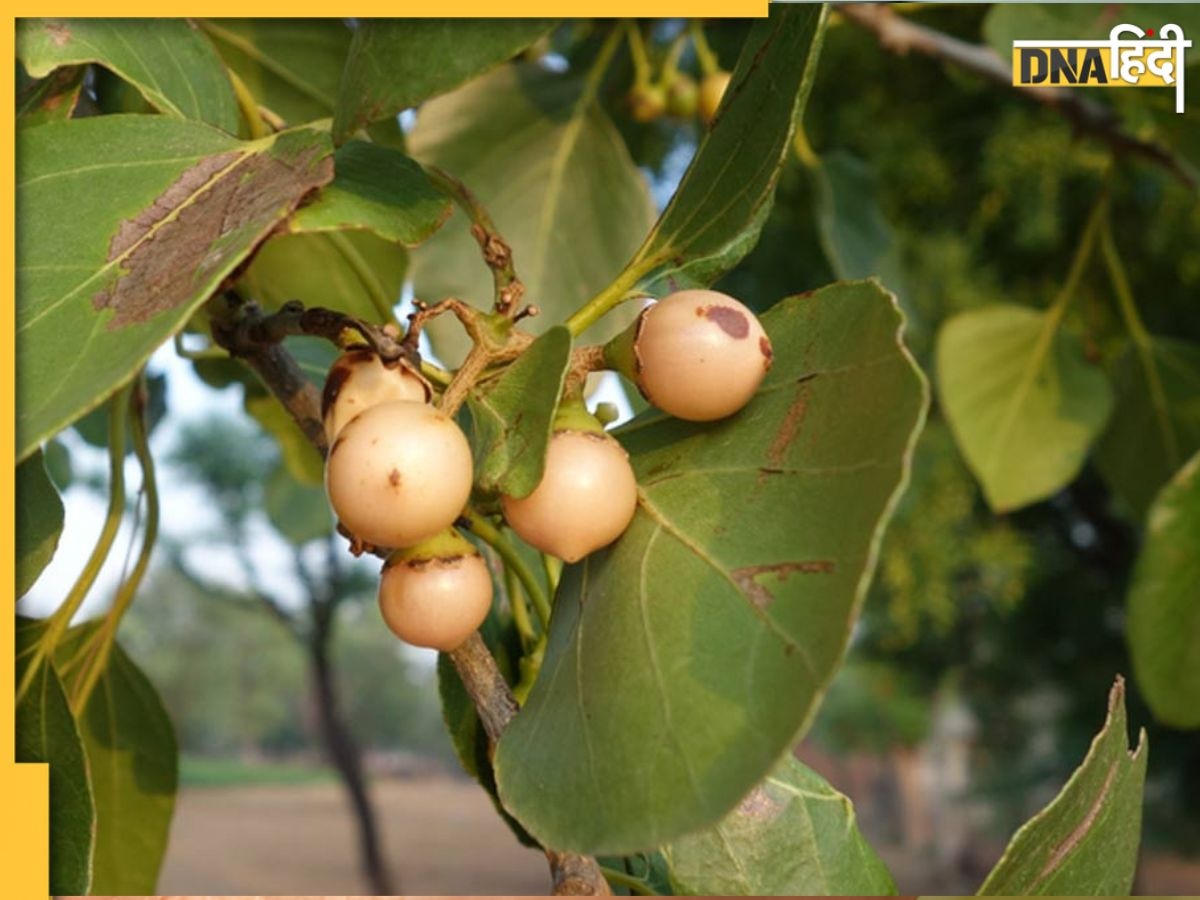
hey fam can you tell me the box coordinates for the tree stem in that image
[214,314,610,895]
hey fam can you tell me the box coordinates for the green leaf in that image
[332,19,555,142]
[238,229,406,323]
[936,304,1113,512]
[620,6,828,294]
[495,280,928,853]
[289,140,451,244]
[978,678,1147,895]
[199,19,351,125]
[56,626,179,894]
[810,150,900,284]
[662,756,896,895]
[264,461,333,545]
[1127,450,1200,729]
[409,63,654,365]
[15,619,95,895]
[467,326,571,498]
[16,450,65,599]
[17,18,239,132]
[16,115,333,462]
[17,63,84,126]
[1096,338,1200,518]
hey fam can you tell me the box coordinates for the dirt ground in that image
[158,776,549,895]
[159,774,1200,896]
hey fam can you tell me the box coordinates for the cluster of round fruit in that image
[630,70,731,125]
[322,289,773,652]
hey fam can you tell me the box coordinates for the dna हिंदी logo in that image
[1013,23,1192,113]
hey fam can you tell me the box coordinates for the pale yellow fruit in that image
[502,430,638,563]
[322,349,430,444]
[699,71,732,125]
[378,549,493,652]
[634,289,772,422]
[325,400,472,549]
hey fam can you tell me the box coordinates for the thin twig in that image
[837,3,1197,190]
[425,166,527,317]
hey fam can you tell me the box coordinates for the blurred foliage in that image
[121,567,454,763]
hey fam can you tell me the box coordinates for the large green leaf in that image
[1127,450,1200,729]
[332,19,555,142]
[17,18,239,132]
[16,450,65,599]
[495,280,927,853]
[619,6,828,295]
[1097,338,1200,519]
[409,63,653,365]
[978,678,1147,895]
[289,140,451,244]
[15,619,95,895]
[467,326,571,498]
[936,304,1113,512]
[16,115,333,462]
[238,229,406,322]
[662,755,896,895]
[199,19,351,125]
[56,626,179,894]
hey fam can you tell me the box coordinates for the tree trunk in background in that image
[310,618,396,895]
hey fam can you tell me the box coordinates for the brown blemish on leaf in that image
[92,143,333,329]
[700,304,750,339]
[1035,760,1118,882]
[45,20,72,46]
[767,382,810,468]
[735,785,784,821]
[733,560,835,609]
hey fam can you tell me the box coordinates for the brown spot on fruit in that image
[702,304,750,338]
[92,139,332,329]
[760,335,774,369]
[388,468,401,487]
[321,356,355,417]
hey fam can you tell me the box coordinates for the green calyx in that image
[384,526,477,568]
[553,396,608,437]
[602,306,648,386]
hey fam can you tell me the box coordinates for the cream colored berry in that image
[502,430,638,564]
[322,349,431,444]
[378,533,493,652]
[634,289,772,422]
[699,71,732,125]
[325,400,472,549]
